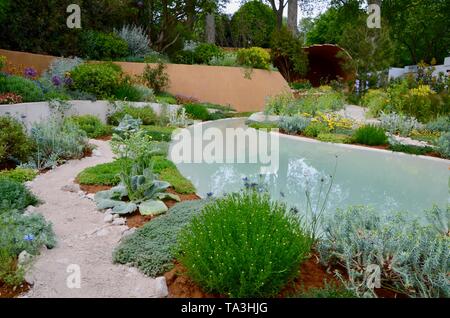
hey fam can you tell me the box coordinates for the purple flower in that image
[52,75,62,87]
[64,76,73,86]
[24,234,35,242]
[24,67,37,79]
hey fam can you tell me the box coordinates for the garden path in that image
[23,140,163,298]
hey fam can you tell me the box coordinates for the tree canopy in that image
[231,1,276,47]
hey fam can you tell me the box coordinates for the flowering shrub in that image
[236,47,271,70]
[410,85,436,97]
[0,92,22,104]
[311,112,355,132]
[23,67,37,79]
[177,191,312,297]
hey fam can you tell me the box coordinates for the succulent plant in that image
[94,164,179,216]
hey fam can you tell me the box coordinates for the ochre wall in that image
[0,49,290,112]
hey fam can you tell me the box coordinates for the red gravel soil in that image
[0,281,30,298]
[164,255,408,298]
[95,135,112,141]
[79,184,112,194]
[164,255,339,298]
[127,188,201,228]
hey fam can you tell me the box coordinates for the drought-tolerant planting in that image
[113,200,210,277]
[177,191,312,297]
[1,0,449,302]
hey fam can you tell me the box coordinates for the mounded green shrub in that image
[303,122,331,138]
[70,62,123,99]
[0,211,56,256]
[177,192,312,297]
[113,199,210,277]
[159,167,196,194]
[236,47,271,70]
[142,125,176,142]
[76,159,132,186]
[0,178,39,212]
[108,105,157,126]
[113,82,144,102]
[317,133,352,144]
[388,143,434,156]
[0,168,38,183]
[0,116,33,166]
[184,103,210,121]
[0,75,43,102]
[353,125,388,146]
[65,115,112,138]
[193,43,223,65]
[80,30,129,60]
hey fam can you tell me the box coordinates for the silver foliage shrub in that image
[317,206,450,298]
[115,25,151,57]
[437,132,450,159]
[26,117,89,170]
[379,111,423,137]
[42,57,84,81]
[278,115,311,134]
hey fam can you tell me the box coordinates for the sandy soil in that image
[23,140,163,298]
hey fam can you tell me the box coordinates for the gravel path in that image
[24,140,164,298]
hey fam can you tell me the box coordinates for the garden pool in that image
[170,118,450,219]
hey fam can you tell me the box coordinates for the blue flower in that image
[206,192,214,198]
[242,177,249,182]
[24,234,35,242]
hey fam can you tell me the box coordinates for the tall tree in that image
[231,1,276,47]
[287,0,298,34]
[338,14,394,91]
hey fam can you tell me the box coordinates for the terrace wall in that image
[0,100,178,129]
[0,49,290,112]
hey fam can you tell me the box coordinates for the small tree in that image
[142,62,169,94]
[270,26,309,82]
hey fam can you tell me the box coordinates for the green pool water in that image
[170,118,450,218]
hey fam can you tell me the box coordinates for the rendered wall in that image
[0,101,178,129]
[0,49,290,112]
